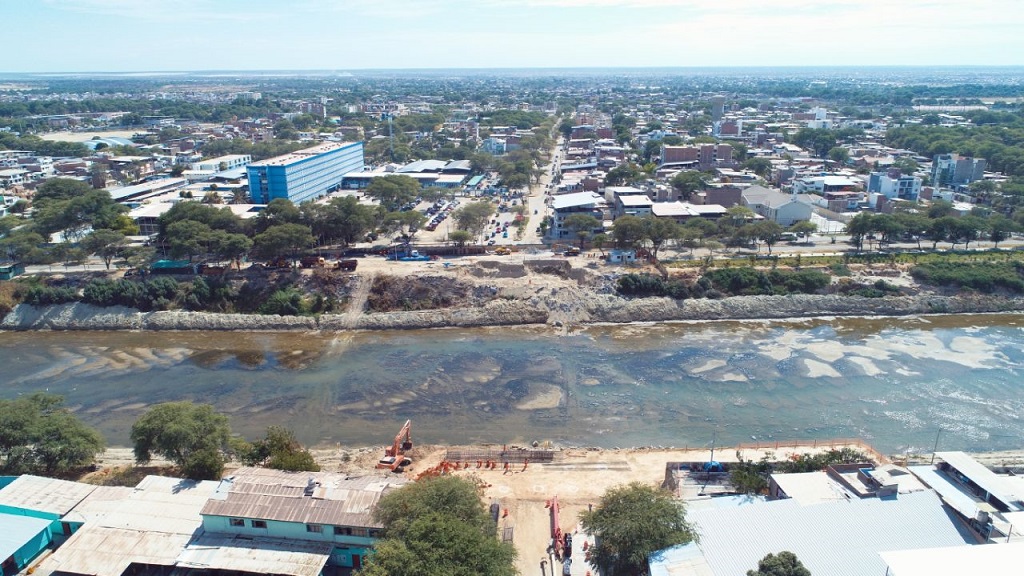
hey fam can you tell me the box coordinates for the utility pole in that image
[930,427,943,464]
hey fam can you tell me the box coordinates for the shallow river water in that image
[1,314,1023,454]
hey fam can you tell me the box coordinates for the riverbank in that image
[3,291,1024,332]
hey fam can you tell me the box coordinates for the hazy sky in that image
[6,0,1022,72]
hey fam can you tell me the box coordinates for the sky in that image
[4,0,1023,72]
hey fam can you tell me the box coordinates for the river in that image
[1,314,1022,455]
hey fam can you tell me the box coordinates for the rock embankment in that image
[3,292,1023,332]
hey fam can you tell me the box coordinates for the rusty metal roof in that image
[202,467,408,528]
[175,534,331,576]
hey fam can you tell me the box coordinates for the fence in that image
[444,448,556,464]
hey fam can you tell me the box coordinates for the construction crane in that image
[376,420,413,472]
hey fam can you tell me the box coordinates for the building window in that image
[229,518,244,527]
[251,520,267,529]
[306,524,323,533]
[334,526,352,536]
[368,529,382,538]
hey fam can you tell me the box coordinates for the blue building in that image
[200,467,407,571]
[247,141,364,204]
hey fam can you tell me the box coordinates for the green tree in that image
[670,171,707,201]
[360,476,516,576]
[236,426,319,472]
[453,201,494,238]
[448,229,473,247]
[605,163,643,186]
[130,402,230,480]
[564,213,601,248]
[252,223,315,263]
[592,233,608,256]
[0,393,104,476]
[166,220,214,261]
[643,217,681,259]
[82,229,127,270]
[845,212,874,252]
[988,214,1018,248]
[612,215,647,248]
[365,175,421,212]
[752,221,784,254]
[743,157,773,178]
[827,146,850,166]
[209,231,253,269]
[747,551,811,576]
[788,221,817,243]
[580,482,694,576]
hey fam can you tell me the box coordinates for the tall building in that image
[710,96,726,123]
[247,141,364,204]
[868,170,921,202]
[931,154,986,187]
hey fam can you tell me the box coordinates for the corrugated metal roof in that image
[0,512,51,561]
[0,475,97,516]
[203,468,406,528]
[649,543,714,576]
[770,471,855,506]
[881,542,1024,576]
[33,476,219,576]
[687,490,975,576]
[176,534,330,576]
[935,452,1024,509]
[908,465,986,521]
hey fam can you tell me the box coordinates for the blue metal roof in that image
[0,512,50,562]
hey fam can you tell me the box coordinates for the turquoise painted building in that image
[0,513,52,574]
[0,476,95,543]
[247,141,364,204]
[201,468,406,570]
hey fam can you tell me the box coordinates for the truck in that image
[300,256,327,268]
[335,259,358,271]
[494,247,512,256]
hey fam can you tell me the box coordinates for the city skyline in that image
[7,0,1023,73]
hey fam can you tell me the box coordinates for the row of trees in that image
[845,203,1020,252]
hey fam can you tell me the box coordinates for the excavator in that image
[376,420,413,472]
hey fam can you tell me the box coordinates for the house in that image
[931,154,986,187]
[199,467,408,570]
[868,171,921,201]
[740,185,812,226]
[651,202,728,224]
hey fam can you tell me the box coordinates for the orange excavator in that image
[376,420,413,472]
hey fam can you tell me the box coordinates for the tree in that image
[747,552,811,576]
[828,146,850,166]
[788,221,817,243]
[453,201,494,239]
[988,214,1018,248]
[743,157,773,178]
[166,220,214,261]
[360,476,516,576]
[0,393,104,476]
[364,175,421,212]
[130,402,230,480]
[643,217,681,259]
[580,482,694,576]
[236,426,319,472]
[252,223,315,263]
[845,212,874,252]
[592,233,608,256]
[670,171,707,201]
[612,215,647,248]
[564,213,601,248]
[448,229,473,247]
[82,229,127,269]
[752,221,784,254]
[209,231,253,269]
[605,163,643,186]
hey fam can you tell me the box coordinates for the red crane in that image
[376,420,413,472]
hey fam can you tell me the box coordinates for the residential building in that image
[741,185,812,226]
[651,202,728,224]
[200,467,408,570]
[247,142,364,204]
[660,144,733,169]
[550,191,607,240]
[868,171,921,201]
[931,154,986,187]
[0,169,29,189]
[791,175,861,195]
[192,154,252,172]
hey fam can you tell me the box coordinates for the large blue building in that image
[247,141,364,204]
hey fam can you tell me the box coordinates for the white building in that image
[191,154,252,172]
[550,191,607,240]
[741,185,813,226]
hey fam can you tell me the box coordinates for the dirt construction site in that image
[90,440,1024,576]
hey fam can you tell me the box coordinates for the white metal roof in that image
[0,512,51,562]
[685,490,974,576]
[33,476,219,576]
[176,534,331,576]
[770,471,855,506]
[618,195,653,207]
[0,475,97,516]
[552,191,605,210]
[935,451,1023,508]
[881,542,1024,576]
